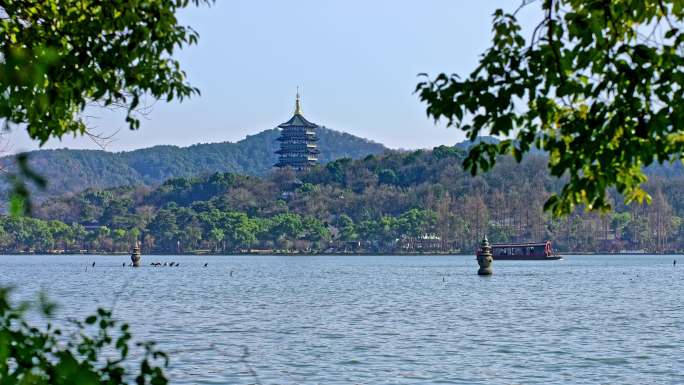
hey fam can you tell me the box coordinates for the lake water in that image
[0,254,682,384]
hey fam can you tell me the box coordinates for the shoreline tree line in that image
[2,146,683,254]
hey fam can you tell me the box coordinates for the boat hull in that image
[490,255,562,260]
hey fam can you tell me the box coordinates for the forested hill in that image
[13,146,684,254]
[0,127,385,199]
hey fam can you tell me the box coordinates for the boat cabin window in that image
[491,245,548,256]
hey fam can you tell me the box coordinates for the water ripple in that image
[1,254,682,384]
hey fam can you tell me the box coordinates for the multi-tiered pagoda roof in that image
[274,92,319,170]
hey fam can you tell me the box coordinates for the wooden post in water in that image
[477,235,493,276]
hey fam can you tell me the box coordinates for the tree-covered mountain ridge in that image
[0,127,386,199]
[6,144,684,255]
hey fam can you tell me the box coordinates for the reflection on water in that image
[1,254,683,384]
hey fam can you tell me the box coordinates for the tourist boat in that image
[477,241,561,260]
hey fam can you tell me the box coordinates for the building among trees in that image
[275,91,319,170]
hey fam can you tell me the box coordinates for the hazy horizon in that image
[5,1,541,154]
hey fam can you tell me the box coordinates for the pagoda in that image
[275,91,319,170]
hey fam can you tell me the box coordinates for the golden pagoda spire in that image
[294,86,303,115]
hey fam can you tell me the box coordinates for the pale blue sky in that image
[8,0,541,153]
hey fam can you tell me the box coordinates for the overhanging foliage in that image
[417,0,684,215]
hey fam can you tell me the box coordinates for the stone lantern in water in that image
[477,235,493,275]
[131,242,141,267]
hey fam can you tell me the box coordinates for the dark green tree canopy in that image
[417,0,684,215]
[0,0,212,143]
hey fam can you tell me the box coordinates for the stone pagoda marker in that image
[477,235,493,275]
[131,242,141,267]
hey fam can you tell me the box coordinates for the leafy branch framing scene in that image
[0,288,169,385]
[417,0,684,215]
[0,0,214,215]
